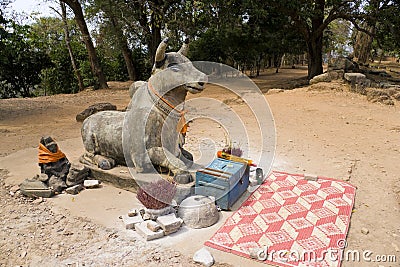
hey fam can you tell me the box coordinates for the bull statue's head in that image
[149,38,207,95]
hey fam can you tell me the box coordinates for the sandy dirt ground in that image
[0,169,200,267]
[1,67,400,266]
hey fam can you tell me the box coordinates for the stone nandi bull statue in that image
[81,38,207,184]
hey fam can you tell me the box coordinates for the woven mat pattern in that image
[205,171,356,267]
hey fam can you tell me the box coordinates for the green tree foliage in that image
[263,0,364,79]
[86,1,150,81]
[375,0,400,56]
[95,27,151,81]
[98,0,175,64]
[324,19,352,58]
[0,16,51,98]
[85,0,138,80]
[3,0,400,100]
[351,0,400,63]
[30,17,89,95]
[189,0,306,75]
[61,0,109,89]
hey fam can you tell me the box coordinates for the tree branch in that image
[347,16,375,37]
[49,6,62,18]
[315,1,357,37]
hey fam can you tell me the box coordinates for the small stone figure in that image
[38,136,70,193]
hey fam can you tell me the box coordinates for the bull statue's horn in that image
[155,37,169,62]
[178,38,190,56]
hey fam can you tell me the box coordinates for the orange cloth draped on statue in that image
[38,143,66,164]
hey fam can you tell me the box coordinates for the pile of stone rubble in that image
[121,195,219,266]
[121,195,219,241]
[19,136,101,198]
[122,209,183,241]
[309,56,400,105]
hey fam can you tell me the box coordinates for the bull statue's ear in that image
[155,37,169,62]
[178,38,189,56]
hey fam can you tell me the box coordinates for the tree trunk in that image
[149,18,161,66]
[136,1,162,66]
[60,1,84,92]
[274,54,282,73]
[267,56,272,68]
[354,0,379,64]
[354,28,374,64]
[61,0,108,89]
[121,42,136,81]
[109,16,136,80]
[256,54,262,77]
[306,0,325,79]
[306,35,324,79]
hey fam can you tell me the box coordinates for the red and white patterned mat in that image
[205,171,356,267]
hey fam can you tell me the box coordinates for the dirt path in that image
[0,82,131,158]
[1,68,400,266]
[252,66,309,91]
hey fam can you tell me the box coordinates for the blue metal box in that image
[195,158,249,210]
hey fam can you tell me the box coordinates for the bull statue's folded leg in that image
[147,147,193,184]
[80,151,116,170]
[80,151,96,166]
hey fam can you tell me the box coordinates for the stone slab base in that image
[81,162,195,203]
[84,164,139,193]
